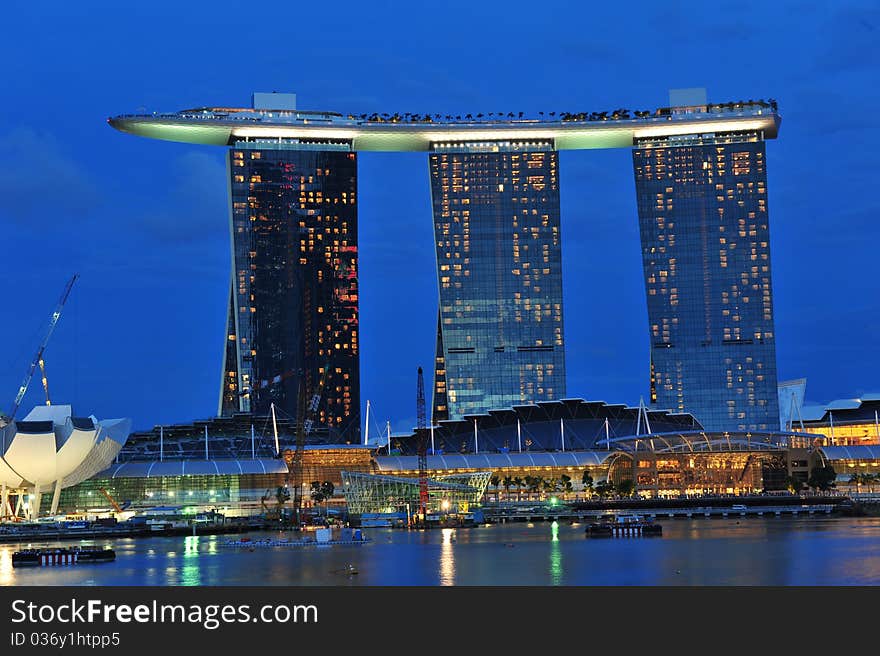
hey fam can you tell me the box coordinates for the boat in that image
[12,546,116,567]
[586,513,662,538]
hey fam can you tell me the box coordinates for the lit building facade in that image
[110,93,783,439]
[429,143,565,420]
[634,129,780,431]
[220,142,360,442]
[55,445,373,516]
[798,395,880,446]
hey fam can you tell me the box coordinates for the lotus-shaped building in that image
[0,405,131,518]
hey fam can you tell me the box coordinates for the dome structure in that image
[0,405,131,518]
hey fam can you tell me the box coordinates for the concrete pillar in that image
[31,483,42,519]
[14,492,23,518]
[50,480,63,516]
[1,484,7,520]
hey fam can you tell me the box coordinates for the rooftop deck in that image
[109,100,781,151]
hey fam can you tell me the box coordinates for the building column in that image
[50,480,63,516]
[1,484,7,520]
[14,492,23,518]
[31,483,42,519]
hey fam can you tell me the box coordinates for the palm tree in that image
[310,480,325,505]
[528,476,542,500]
[275,486,290,516]
[490,475,501,502]
[513,476,523,501]
[560,474,573,498]
[617,479,635,498]
[502,475,513,500]
[582,471,594,498]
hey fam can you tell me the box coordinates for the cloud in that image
[0,128,100,224]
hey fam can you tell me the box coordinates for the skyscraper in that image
[219,141,360,442]
[429,142,565,420]
[633,102,780,431]
[109,91,781,436]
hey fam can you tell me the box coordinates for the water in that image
[3,517,880,586]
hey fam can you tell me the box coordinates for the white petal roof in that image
[0,406,131,489]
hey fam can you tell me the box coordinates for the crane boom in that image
[98,487,122,513]
[6,274,78,422]
[290,364,330,525]
[416,366,428,522]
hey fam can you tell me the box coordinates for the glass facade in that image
[429,142,565,420]
[341,470,491,515]
[633,131,780,431]
[222,142,360,442]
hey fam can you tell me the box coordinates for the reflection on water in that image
[0,550,12,586]
[440,528,456,586]
[2,518,880,586]
[181,535,201,587]
[549,521,562,586]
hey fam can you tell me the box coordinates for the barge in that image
[587,514,662,538]
[12,546,116,567]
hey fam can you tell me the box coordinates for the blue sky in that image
[0,0,877,434]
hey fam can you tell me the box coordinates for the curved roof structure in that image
[605,430,808,453]
[0,405,131,489]
[375,450,625,472]
[109,101,780,151]
[814,445,880,461]
[96,458,288,479]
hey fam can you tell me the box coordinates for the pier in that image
[481,495,846,524]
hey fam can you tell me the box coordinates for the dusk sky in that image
[1,0,877,436]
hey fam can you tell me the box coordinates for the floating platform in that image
[221,537,370,549]
[12,547,116,567]
[587,514,662,538]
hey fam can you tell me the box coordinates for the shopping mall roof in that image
[108,100,780,151]
[814,445,880,461]
[96,458,288,479]
[800,395,880,424]
[375,450,624,472]
[606,430,806,452]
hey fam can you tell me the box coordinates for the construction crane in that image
[286,363,330,526]
[97,487,132,514]
[416,366,429,524]
[4,274,78,424]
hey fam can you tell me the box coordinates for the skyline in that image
[1,1,878,435]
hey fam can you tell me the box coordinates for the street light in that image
[441,499,450,511]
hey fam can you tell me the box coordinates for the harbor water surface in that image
[3,517,880,586]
